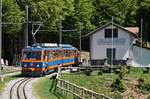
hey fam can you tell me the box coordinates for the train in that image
[20,43,80,76]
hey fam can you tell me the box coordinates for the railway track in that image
[10,78,33,99]
[2,72,57,99]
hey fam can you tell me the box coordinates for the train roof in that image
[32,43,73,48]
[23,47,61,51]
[62,47,76,50]
[23,43,77,51]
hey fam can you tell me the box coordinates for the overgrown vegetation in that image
[62,67,150,99]
[138,78,150,94]
[111,78,126,92]
[111,67,128,92]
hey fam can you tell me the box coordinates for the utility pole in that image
[140,19,143,62]
[58,21,62,44]
[0,0,2,71]
[24,5,29,47]
[79,28,82,62]
[111,16,114,68]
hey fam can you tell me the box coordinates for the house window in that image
[105,28,118,38]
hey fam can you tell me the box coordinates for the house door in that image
[106,48,116,64]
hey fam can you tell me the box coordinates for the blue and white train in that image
[21,43,79,76]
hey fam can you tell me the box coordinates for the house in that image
[86,22,139,65]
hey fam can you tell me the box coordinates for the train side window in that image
[54,51,60,58]
[36,52,41,60]
[71,51,74,56]
[48,51,52,59]
[23,52,28,59]
[52,51,55,58]
[65,51,68,57]
[52,51,59,58]
[64,51,67,56]
[43,51,48,60]
[66,50,71,57]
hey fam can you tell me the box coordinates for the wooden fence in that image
[56,78,112,99]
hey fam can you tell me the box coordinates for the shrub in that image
[85,69,91,76]
[118,67,128,79]
[102,67,111,73]
[143,67,149,74]
[98,70,102,75]
[126,66,130,73]
[138,78,145,84]
[111,78,126,92]
[138,78,150,94]
[115,68,120,74]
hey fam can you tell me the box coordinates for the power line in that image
[37,29,77,32]
[1,21,42,25]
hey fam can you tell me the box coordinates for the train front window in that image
[23,51,41,60]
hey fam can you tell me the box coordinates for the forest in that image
[2,0,150,65]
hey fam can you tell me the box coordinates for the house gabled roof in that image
[85,22,138,38]
[124,27,139,35]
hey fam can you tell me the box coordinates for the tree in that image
[73,0,95,30]
[123,0,137,26]
[137,0,150,42]
[92,0,137,27]
[17,0,75,29]
[3,0,23,35]
[2,0,23,64]
[31,0,65,28]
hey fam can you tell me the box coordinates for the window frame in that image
[104,28,118,38]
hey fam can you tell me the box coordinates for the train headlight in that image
[24,64,27,67]
[36,64,40,67]
[31,63,33,66]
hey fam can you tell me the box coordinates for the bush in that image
[126,66,131,73]
[98,70,102,75]
[138,78,145,84]
[115,68,120,74]
[111,78,126,92]
[138,78,150,94]
[85,69,92,76]
[143,67,149,74]
[102,67,111,73]
[118,67,128,79]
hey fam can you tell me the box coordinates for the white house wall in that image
[91,25,134,60]
[132,46,150,67]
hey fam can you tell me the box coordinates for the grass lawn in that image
[62,72,121,98]
[0,74,21,93]
[32,76,73,99]
[1,66,20,74]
